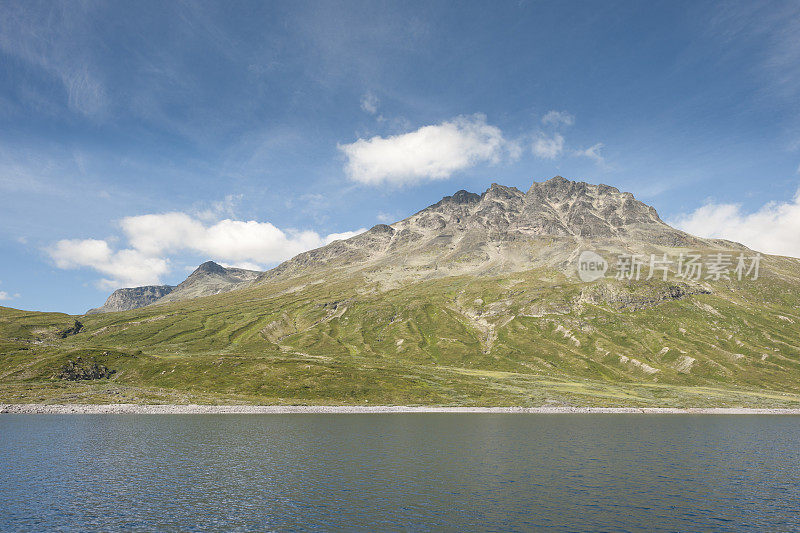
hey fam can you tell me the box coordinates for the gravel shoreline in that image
[3,404,800,414]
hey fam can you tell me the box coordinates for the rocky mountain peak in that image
[513,176,667,237]
[397,176,669,240]
[90,176,743,312]
[261,175,719,291]
[170,261,261,296]
[433,189,481,207]
[194,261,228,276]
[86,285,175,314]
[88,261,262,314]
[482,183,523,201]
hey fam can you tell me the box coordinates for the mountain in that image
[154,261,260,304]
[86,285,175,314]
[260,176,741,287]
[3,176,800,408]
[89,177,743,312]
[87,261,261,313]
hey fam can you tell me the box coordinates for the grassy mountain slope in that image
[2,250,800,407]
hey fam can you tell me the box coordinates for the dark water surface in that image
[2,414,800,532]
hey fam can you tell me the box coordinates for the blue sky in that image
[1,0,800,314]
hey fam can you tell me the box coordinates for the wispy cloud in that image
[541,110,574,127]
[532,133,564,159]
[708,2,800,103]
[360,92,379,114]
[531,111,604,165]
[574,143,606,166]
[0,144,89,197]
[0,2,108,118]
[195,194,242,222]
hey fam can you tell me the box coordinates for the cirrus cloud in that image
[339,114,518,186]
[541,110,574,127]
[360,92,379,114]
[532,133,565,159]
[574,143,606,166]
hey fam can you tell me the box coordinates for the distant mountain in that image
[156,261,261,304]
[87,261,260,314]
[86,285,175,314]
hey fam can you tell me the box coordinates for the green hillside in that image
[3,251,800,407]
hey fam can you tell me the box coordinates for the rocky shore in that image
[3,404,800,415]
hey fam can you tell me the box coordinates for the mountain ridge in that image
[257,176,748,287]
[88,176,748,313]
[87,261,260,313]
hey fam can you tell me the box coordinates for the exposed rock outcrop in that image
[58,357,115,380]
[58,320,84,337]
[87,286,175,314]
[87,262,260,314]
[577,281,712,311]
[155,261,261,304]
[259,176,746,285]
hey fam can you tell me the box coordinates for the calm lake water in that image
[1,414,800,532]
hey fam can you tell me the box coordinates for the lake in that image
[1,414,799,531]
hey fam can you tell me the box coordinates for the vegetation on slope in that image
[2,254,800,407]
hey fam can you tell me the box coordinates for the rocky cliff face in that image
[260,176,742,285]
[86,262,260,314]
[86,285,175,314]
[156,261,261,304]
[391,176,697,244]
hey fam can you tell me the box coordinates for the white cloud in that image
[0,280,20,301]
[49,239,171,289]
[50,239,114,269]
[360,92,379,114]
[48,214,367,289]
[532,133,564,159]
[541,110,574,127]
[339,114,517,186]
[120,214,330,262]
[218,261,264,271]
[574,143,605,165]
[671,188,800,258]
[324,229,368,244]
[196,194,241,222]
